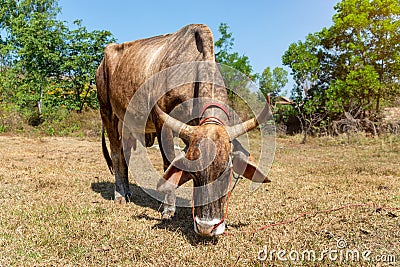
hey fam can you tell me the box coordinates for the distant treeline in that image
[0,0,114,123]
[0,0,399,138]
[281,0,400,138]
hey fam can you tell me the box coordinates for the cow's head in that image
[155,102,271,236]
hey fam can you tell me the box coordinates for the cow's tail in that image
[102,124,114,174]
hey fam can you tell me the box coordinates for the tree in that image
[282,33,325,104]
[282,33,327,142]
[61,20,114,111]
[0,0,16,69]
[259,66,288,99]
[283,0,400,130]
[326,0,400,114]
[0,0,115,120]
[6,0,66,116]
[214,23,260,119]
[215,23,254,78]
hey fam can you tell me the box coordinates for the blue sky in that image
[58,0,340,91]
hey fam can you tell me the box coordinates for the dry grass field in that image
[0,134,399,266]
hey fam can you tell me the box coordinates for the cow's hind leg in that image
[111,145,131,204]
[107,117,132,204]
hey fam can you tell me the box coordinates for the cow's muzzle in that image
[193,217,226,236]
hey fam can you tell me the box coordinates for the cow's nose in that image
[194,217,226,236]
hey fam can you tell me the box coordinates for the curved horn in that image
[227,100,271,140]
[154,104,195,141]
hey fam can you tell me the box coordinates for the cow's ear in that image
[232,150,271,183]
[157,154,193,193]
[232,139,250,157]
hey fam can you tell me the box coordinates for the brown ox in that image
[96,24,271,236]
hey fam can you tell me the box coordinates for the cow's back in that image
[97,24,225,126]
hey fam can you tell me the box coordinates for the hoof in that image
[125,192,133,203]
[114,192,132,204]
[114,196,126,204]
[161,210,175,221]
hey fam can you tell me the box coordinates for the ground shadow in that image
[91,181,161,211]
[91,181,221,245]
[152,207,220,246]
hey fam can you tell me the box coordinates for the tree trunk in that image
[301,130,307,144]
[376,93,380,113]
[38,83,43,115]
[297,114,307,144]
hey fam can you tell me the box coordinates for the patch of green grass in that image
[0,123,7,133]
[0,103,102,138]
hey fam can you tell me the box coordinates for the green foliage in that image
[282,33,324,103]
[215,23,264,118]
[61,20,114,111]
[272,103,294,124]
[215,23,255,79]
[327,0,400,114]
[214,23,234,62]
[327,65,380,113]
[283,0,400,124]
[11,0,65,78]
[0,0,114,127]
[215,23,254,92]
[0,101,102,136]
[259,66,288,99]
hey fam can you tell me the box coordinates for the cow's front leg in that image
[162,191,176,220]
[156,123,176,219]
